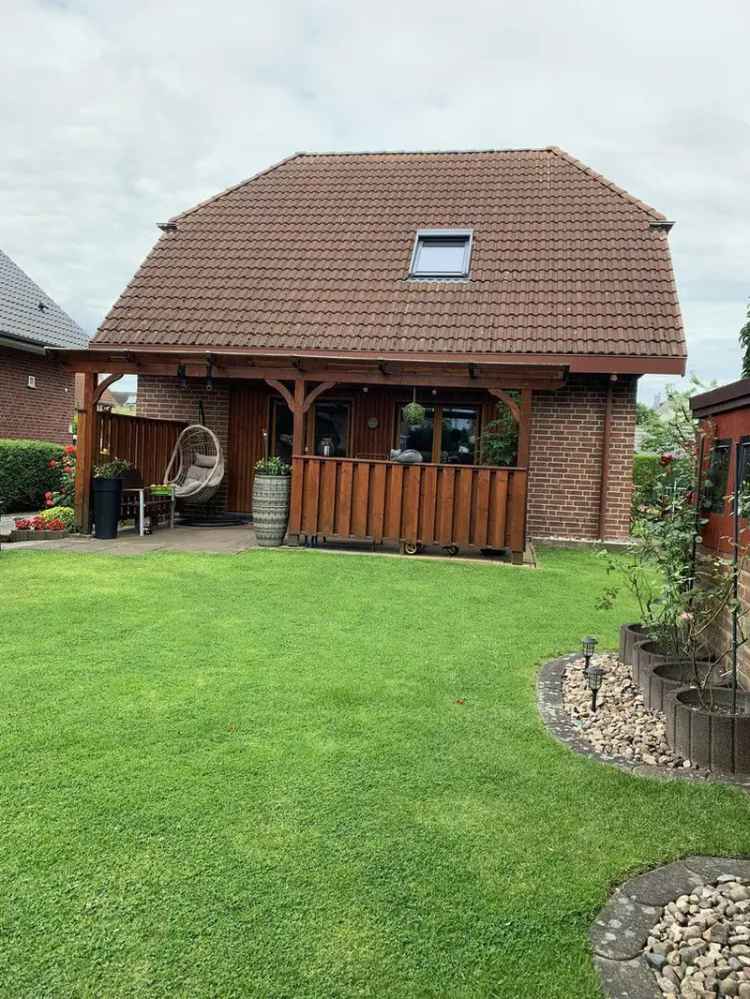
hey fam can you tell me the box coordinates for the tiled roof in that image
[0,249,88,349]
[93,147,686,365]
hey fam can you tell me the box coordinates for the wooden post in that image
[292,379,305,456]
[518,388,532,468]
[74,372,97,533]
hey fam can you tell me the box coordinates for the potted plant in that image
[402,388,425,428]
[92,457,132,539]
[252,456,291,547]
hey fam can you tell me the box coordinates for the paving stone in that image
[624,863,705,907]
[683,859,750,884]
[594,954,661,998]
[590,889,663,961]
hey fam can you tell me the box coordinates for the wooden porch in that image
[60,348,563,560]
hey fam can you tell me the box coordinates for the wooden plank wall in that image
[289,456,527,555]
[96,412,187,487]
[226,384,271,511]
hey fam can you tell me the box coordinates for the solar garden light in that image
[581,635,598,673]
[587,660,605,713]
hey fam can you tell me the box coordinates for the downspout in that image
[598,375,615,541]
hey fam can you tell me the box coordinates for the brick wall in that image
[697,552,750,691]
[0,344,76,444]
[527,375,637,541]
[137,375,231,509]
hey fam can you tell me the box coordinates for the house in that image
[0,248,88,444]
[691,379,750,683]
[57,147,686,556]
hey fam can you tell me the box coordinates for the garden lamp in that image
[581,635,598,673]
[587,660,605,713]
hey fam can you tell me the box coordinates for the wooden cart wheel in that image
[442,545,459,557]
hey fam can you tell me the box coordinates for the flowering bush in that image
[47,445,76,508]
[13,513,68,532]
[39,506,75,529]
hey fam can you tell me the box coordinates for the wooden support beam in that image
[302,381,336,413]
[488,387,522,425]
[93,372,124,405]
[265,379,294,410]
[517,387,533,469]
[292,380,305,456]
[74,372,97,533]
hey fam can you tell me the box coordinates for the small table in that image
[121,487,176,537]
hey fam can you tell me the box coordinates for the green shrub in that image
[0,439,65,513]
[632,453,661,516]
[38,506,75,529]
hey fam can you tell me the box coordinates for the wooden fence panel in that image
[95,412,188,487]
[290,457,527,557]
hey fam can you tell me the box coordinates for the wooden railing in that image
[289,456,527,558]
[95,412,187,487]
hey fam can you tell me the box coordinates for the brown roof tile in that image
[94,147,686,368]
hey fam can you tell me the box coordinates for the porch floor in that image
[2,523,535,563]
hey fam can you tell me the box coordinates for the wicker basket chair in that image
[164,425,224,502]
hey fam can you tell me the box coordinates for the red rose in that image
[660,453,674,466]
[64,445,76,454]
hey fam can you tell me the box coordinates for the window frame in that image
[395,401,481,464]
[408,228,474,279]
[702,438,732,515]
[737,436,750,519]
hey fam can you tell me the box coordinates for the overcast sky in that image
[2,0,748,402]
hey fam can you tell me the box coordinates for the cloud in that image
[2,0,748,403]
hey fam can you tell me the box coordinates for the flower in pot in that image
[252,456,291,547]
[92,458,132,540]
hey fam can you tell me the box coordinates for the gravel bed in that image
[561,653,700,770]
[645,877,750,997]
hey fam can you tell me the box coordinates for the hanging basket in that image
[402,401,426,427]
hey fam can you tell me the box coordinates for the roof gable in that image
[0,249,88,350]
[94,147,686,369]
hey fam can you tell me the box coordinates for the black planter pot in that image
[93,477,123,540]
[619,623,647,666]
[642,660,722,714]
[665,687,750,774]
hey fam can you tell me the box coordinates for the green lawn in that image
[2,546,749,998]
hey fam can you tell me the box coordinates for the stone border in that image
[537,655,750,790]
[590,857,750,998]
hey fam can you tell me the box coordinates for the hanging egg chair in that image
[163,425,224,503]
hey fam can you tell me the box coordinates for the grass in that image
[1,545,749,998]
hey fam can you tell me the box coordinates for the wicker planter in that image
[252,474,290,547]
[665,687,750,774]
[642,660,722,714]
[619,623,648,666]
[632,639,676,687]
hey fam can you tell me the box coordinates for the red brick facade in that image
[527,375,637,541]
[139,373,637,541]
[0,345,76,444]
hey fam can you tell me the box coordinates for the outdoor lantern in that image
[205,360,214,392]
[177,363,187,389]
[587,661,605,713]
[582,635,598,676]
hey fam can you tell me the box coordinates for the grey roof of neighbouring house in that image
[0,248,88,350]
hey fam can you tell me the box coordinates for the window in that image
[397,403,479,464]
[738,437,750,518]
[313,401,350,457]
[702,439,731,514]
[409,229,473,278]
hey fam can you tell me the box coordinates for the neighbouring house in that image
[0,248,88,444]
[691,379,750,684]
[56,147,686,556]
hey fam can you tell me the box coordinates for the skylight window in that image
[409,229,473,278]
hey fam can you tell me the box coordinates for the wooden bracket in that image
[302,382,336,413]
[265,379,295,410]
[93,373,124,406]
[488,388,522,425]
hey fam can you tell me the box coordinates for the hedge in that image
[0,439,65,513]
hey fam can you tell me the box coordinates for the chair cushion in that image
[194,453,215,468]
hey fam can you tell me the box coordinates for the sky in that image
[2,0,748,403]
